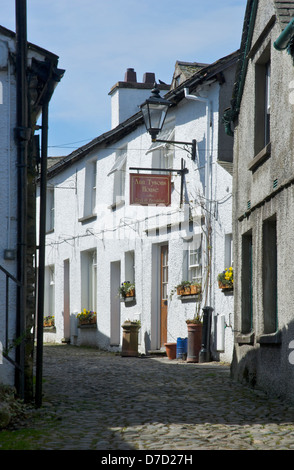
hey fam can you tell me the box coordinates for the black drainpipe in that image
[35,99,48,408]
[15,0,30,399]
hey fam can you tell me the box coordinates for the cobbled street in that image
[3,343,294,451]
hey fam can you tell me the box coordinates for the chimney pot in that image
[124,68,137,82]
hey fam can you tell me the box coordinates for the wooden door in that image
[160,245,168,347]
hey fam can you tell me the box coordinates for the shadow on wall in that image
[230,319,294,404]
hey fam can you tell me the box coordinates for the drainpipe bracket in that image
[14,126,31,143]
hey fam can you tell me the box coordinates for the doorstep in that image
[147,349,167,357]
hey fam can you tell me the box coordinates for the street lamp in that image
[140,83,196,160]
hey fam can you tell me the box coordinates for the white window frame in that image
[225,233,233,269]
[81,250,97,312]
[108,146,127,205]
[84,160,97,217]
[188,242,202,284]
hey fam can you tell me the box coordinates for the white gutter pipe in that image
[184,88,212,306]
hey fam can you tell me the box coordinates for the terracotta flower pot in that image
[121,321,140,357]
[186,323,203,363]
[164,342,177,360]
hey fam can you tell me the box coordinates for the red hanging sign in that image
[130,173,171,206]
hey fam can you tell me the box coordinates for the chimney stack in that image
[109,68,170,129]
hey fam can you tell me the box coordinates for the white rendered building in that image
[40,52,237,362]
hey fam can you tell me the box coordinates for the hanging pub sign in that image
[130,173,171,206]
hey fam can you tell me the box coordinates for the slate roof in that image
[170,61,209,89]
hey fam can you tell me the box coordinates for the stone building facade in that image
[224,0,294,401]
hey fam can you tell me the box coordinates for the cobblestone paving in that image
[4,344,294,450]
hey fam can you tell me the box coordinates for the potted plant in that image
[176,281,202,296]
[176,281,191,295]
[190,282,202,295]
[43,315,54,327]
[119,281,135,299]
[186,313,203,363]
[217,267,233,290]
[77,309,97,326]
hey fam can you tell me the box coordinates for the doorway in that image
[63,259,70,341]
[160,245,168,347]
[110,261,121,345]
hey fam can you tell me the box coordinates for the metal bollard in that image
[199,306,213,363]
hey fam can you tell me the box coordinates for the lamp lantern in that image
[140,84,172,141]
[139,83,196,160]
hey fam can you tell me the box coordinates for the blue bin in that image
[176,337,188,359]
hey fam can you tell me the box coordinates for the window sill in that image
[178,294,201,302]
[78,323,97,329]
[120,296,136,304]
[43,326,56,333]
[248,142,271,172]
[236,331,255,345]
[109,199,125,211]
[78,213,97,224]
[257,330,282,345]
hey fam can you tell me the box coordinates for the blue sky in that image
[1,0,247,156]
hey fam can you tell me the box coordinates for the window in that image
[225,233,233,269]
[46,187,54,232]
[125,250,135,284]
[262,216,277,334]
[81,250,97,312]
[255,48,271,155]
[264,61,271,146]
[108,146,127,206]
[188,240,202,284]
[84,160,97,217]
[241,232,253,334]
